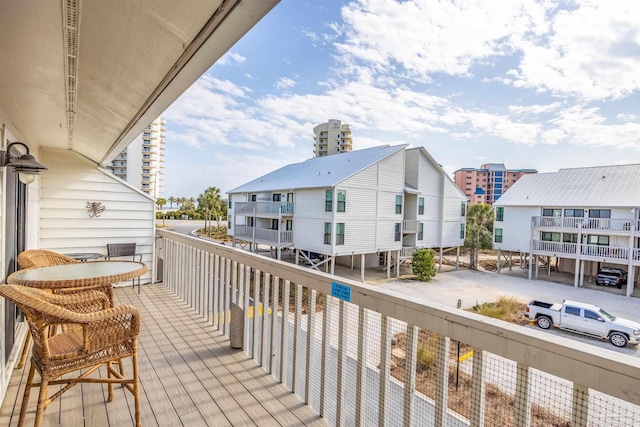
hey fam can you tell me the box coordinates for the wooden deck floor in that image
[0,284,327,426]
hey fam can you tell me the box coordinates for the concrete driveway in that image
[376,269,640,357]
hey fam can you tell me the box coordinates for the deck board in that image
[0,284,327,427]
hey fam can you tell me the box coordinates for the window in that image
[495,228,503,243]
[246,217,254,227]
[325,190,333,211]
[228,220,232,229]
[271,219,279,230]
[286,220,292,231]
[461,201,466,216]
[587,235,609,246]
[251,194,257,202]
[460,224,465,239]
[418,198,424,215]
[337,190,346,212]
[228,195,232,208]
[395,195,402,214]
[563,233,578,243]
[496,207,504,222]
[287,193,294,202]
[336,223,345,245]
[324,223,332,244]
[394,223,401,241]
[418,223,423,240]
[564,209,584,217]
[589,209,611,218]
[565,306,580,316]
[584,310,601,321]
[142,169,150,174]
[272,194,281,202]
[541,232,561,242]
[542,208,562,217]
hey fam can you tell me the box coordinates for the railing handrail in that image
[533,216,636,231]
[157,228,640,405]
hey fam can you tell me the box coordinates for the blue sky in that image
[162,0,640,199]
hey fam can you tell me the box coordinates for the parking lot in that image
[376,268,640,357]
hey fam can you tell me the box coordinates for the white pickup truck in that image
[525,300,640,348]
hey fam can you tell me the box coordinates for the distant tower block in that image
[313,119,353,158]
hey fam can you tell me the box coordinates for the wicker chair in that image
[17,249,79,269]
[15,250,81,369]
[0,285,141,427]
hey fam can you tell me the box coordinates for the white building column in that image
[579,260,585,287]
[360,254,365,283]
[386,251,391,279]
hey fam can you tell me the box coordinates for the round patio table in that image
[64,252,104,261]
[7,261,147,300]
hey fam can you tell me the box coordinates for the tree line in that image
[154,188,228,227]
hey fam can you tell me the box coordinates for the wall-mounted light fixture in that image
[0,142,48,184]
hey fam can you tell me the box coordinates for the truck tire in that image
[609,332,628,348]
[536,316,552,329]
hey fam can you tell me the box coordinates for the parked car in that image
[595,267,627,289]
[525,299,640,348]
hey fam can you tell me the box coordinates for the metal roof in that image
[495,164,640,207]
[228,144,407,194]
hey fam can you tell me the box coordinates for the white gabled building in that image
[493,164,640,297]
[227,144,467,281]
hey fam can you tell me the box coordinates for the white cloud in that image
[508,102,562,115]
[508,0,640,100]
[216,51,246,66]
[335,0,551,80]
[275,77,297,89]
[617,113,638,122]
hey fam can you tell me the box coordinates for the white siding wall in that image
[39,150,155,279]
[292,189,331,254]
[494,206,538,252]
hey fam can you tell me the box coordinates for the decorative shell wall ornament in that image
[86,201,105,218]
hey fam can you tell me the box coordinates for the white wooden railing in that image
[402,220,419,233]
[533,216,636,232]
[533,240,632,260]
[581,244,629,259]
[532,240,577,254]
[235,201,294,215]
[157,229,640,426]
[234,226,293,245]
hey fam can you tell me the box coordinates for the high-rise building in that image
[454,163,537,206]
[110,117,166,197]
[313,119,353,157]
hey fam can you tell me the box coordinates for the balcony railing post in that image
[470,348,485,427]
[572,384,589,427]
[292,284,303,395]
[305,289,317,405]
[336,299,348,426]
[252,270,261,362]
[243,265,251,353]
[434,334,450,427]
[271,275,280,375]
[280,279,291,387]
[514,363,531,427]
[378,315,391,427]
[354,306,367,426]
[403,325,419,426]
[319,294,331,418]
[262,273,271,371]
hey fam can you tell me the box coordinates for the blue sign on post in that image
[331,282,351,302]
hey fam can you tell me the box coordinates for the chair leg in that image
[34,378,49,427]
[107,361,114,402]
[132,343,141,426]
[18,331,31,369]
[18,363,36,427]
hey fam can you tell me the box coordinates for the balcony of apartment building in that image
[5,229,638,426]
[531,213,640,269]
[234,201,294,217]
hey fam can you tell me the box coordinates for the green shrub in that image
[412,248,436,281]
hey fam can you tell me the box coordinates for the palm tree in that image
[168,196,176,209]
[198,187,222,235]
[156,197,166,210]
[464,203,495,270]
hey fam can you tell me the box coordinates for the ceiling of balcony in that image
[0,0,278,165]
